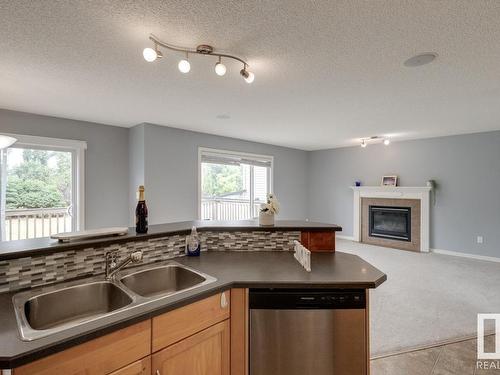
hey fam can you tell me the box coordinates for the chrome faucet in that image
[105,250,143,280]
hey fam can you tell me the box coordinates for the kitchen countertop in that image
[0,250,384,368]
[0,220,342,260]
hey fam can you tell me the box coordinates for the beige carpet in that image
[337,239,500,357]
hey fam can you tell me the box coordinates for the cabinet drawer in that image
[107,356,151,375]
[13,320,151,375]
[152,320,230,375]
[152,291,230,352]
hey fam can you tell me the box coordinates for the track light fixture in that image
[142,43,162,62]
[214,56,227,76]
[360,136,391,148]
[143,34,254,83]
[240,65,255,84]
[178,52,191,73]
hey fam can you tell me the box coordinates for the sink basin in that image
[13,281,133,340]
[12,262,216,341]
[119,264,211,298]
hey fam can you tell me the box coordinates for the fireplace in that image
[353,187,430,252]
[369,205,411,242]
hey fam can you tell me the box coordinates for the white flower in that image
[260,193,280,214]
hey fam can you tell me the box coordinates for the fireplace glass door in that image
[369,206,411,241]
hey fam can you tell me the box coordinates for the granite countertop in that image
[0,220,342,260]
[0,251,384,368]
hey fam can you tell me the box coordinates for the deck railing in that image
[4,207,72,241]
[201,198,262,221]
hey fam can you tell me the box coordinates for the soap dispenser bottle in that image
[185,226,201,256]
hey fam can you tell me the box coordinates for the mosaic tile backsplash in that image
[0,230,300,293]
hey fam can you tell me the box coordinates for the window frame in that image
[197,147,274,220]
[1,133,87,232]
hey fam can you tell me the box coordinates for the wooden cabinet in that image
[107,357,150,375]
[301,231,336,252]
[152,291,230,352]
[10,291,232,375]
[152,320,230,375]
[230,289,248,375]
[12,321,151,375]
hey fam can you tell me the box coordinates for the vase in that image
[259,211,275,226]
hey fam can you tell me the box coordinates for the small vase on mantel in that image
[259,211,275,226]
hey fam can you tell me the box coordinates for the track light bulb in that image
[215,61,227,76]
[384,138,390,146]
[178,59,191,73]
[361,140,367,148]
[240,68,255,83]
[245,71,254,83]
[143,47,158,62]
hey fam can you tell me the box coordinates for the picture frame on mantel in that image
[381,175,398,186]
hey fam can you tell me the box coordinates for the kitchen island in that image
[0,220,385,374]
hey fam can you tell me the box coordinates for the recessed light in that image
[404,53,437,67]
[216,114,231,120]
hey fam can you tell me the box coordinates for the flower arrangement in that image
[260,193,280,215]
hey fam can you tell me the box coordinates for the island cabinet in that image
[10,290,236,375]
[108,357,151,375]
[151,291,231,375]
[11,320,152,375]
[301,230,336,251]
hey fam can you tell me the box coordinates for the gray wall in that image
[132,124,309,224]
[3,108,499,257]
[0,109,130,228]
[307,131,500,257]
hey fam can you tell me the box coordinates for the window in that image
[198,148,273,220]
[0,134,86,241]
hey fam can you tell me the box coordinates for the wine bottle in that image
[135,185,148,234]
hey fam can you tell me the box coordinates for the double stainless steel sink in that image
[12,262,217,341]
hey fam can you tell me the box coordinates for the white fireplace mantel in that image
[350,186,431,252]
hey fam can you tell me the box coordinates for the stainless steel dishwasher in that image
[249,288,367,375]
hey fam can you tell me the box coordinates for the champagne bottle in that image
[135,185,148,234]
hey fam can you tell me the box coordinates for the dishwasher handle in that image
[249,288,366,309]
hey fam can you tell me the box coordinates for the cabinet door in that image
[107,357,150,375]
[152,291,230,352]
[152,320,230,375]
[13,321,151,375]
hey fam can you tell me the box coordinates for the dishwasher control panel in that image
[249,288,366,309]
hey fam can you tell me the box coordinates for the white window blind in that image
[200,150,272,168]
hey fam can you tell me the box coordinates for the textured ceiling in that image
[1,0,500,150]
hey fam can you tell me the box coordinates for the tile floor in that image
[371,336,500,375]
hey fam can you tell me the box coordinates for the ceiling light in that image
[384,138,390,145]
[178,55,191,73]
[404,53,437,67]
[143,34,252,82]
[240,67,255,84]
[215,57,226,76]
[0,135,17,149]
[361,140,367,148]
[143,47,158,62]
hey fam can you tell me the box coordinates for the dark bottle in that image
[135,185,148,234]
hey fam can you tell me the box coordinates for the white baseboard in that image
[336,235,354,241]
[431,248,500,263]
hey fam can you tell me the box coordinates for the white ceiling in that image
[1,1,500,150]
